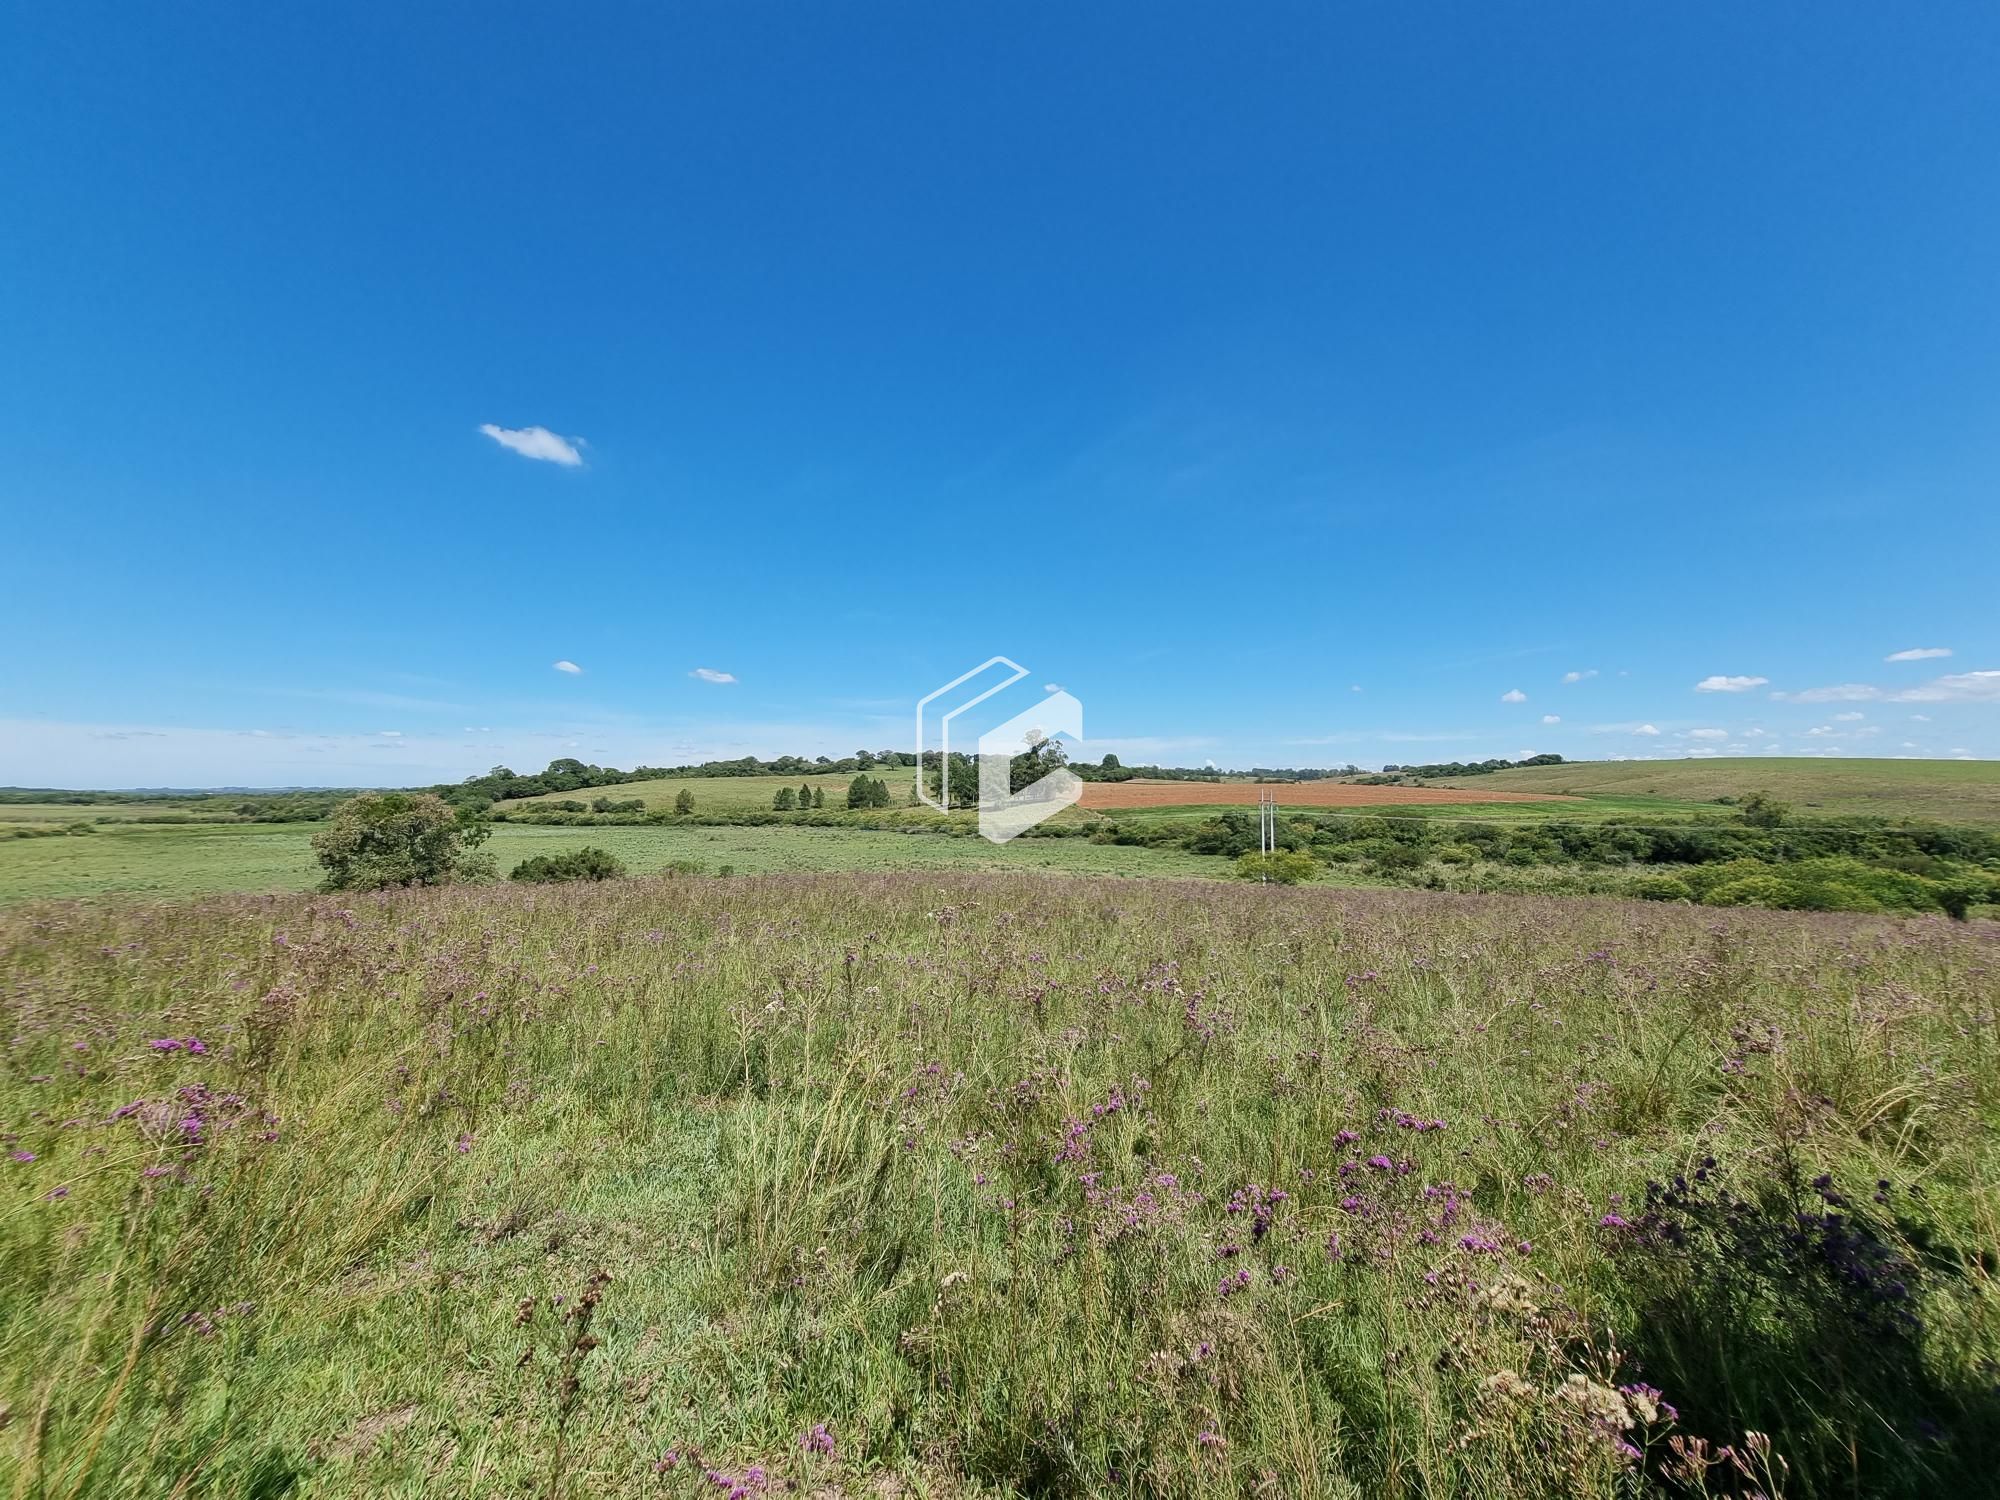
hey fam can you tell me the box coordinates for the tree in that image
[800,782,814,808]
[1011,735,1069,794]
[811,787,825,810]
[674,788,696,815]
[773,787,797,811]
[846,774,874,810]
[311,792,492,891]
[1100,753,1122,771]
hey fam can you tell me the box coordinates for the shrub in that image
[1739,790,1791,828]
[1702,874,1795,910]
[1633,874,1695,903]
[673,789,696,815]
[1369,843,1430,875]
[1235,849,1321,884]
[508,847,628,884]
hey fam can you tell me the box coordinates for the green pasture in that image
[0,819,1238,905]
[501,767,923,814]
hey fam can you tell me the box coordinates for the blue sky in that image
[3,3,1997,787]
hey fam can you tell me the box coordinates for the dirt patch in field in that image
[1077,780,1578,810]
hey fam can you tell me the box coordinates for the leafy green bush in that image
[1633,874,1695,902]
[1235,849,1321,884]
[1702,874,1796,910]
[508,847,628,884]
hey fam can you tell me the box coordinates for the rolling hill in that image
[1428,756,2000,826]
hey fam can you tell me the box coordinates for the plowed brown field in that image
[1077,780,1577,810]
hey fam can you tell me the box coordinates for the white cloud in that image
[1561,670,1597,684]
[1806,725,1835,737]
[1911,714,1931,722]
[1885,647,1951,662]
[1685,728,1728,740]
[1635,724,1660,736]
[1832,711,1865,722]
[1350,684,1363,693]
[379,730,402,738]
[1541,714,1561,724]
[1043,683,1063,693]
[1500,688,1527,703]
[1891,670,2000,703]
[1901,741,1919,749]
[690,668,737,684]
[552,660,584,676]
[1744,728,1768,738]
[1695,675,1768,693]
[479,424,584,466]
[1774,671,1997,705]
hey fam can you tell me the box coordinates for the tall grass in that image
[2,874,1995,1496]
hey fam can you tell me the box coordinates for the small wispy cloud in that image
[1832,711,1865,722]
[1561,669,1597,684]
[1541,714,1560,724]
[480,424,584,466]
[1885,647,1951,662]
[1695,675,1768,693]
[690,668,737,684]
[1893,670,2000,703]
[1500,688,1527,703]
[1635,724,1660,736]
[1775,671,1998,705]
[1685,728,1727,740]
[1773,682,1874,703]
[552,660,584,676]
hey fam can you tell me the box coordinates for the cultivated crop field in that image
[1434,758,2000,828]
[3,873,1995,1497]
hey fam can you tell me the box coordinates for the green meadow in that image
[3,873,1995,1497]
[502,766,924,815]
[0,820,1234,906]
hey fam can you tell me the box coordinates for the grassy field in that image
[502,768,925,815]
[2,874,1994,1497]
[1431,757,2000,826]
[1101,792,1729,833]
[0,801,240,824]
[0,821,1237,905]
